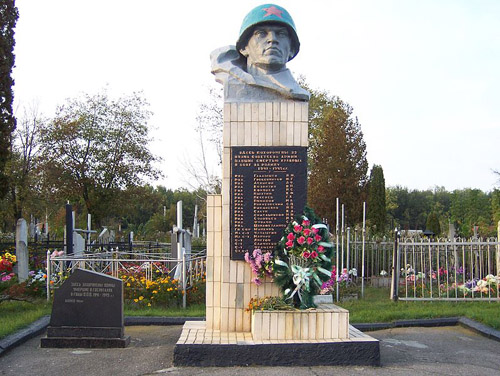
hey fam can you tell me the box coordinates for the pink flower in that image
[303,228,311,236]
[310,251,318,259]
[297,236,306,245]
[287,232,295,241]
[312,227,319,234]
[303,251,311,259]
[318,245,325,253]
[314,234,322,242]
[302,219,310,227]
[307,237,314,245]
[263,252,271,263]
[294,225,303,233]
[286,240,294,248]
[244,252,251,263]
[252,277,262,286]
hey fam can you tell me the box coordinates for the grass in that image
[0,301,205,340]
[0,300,52,339]
[338,287,500,330]
[2,288,499,340]
[124,303,206,317]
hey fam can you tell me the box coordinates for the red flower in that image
[307,237,314,245]
[287,232,295,241]
[303,228,311,236]
[312,227,319,234]
[297,236,306,245]
[310,251,318,259]
[294,225,303,233]
[286,240,294,248]
[317,245,325,253]
[303,251,311,259]
[302,219,310,227]
[314,234,322,242]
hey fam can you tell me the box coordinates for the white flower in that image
[380,270,388,276]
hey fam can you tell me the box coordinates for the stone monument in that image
[41,269,130,348]
[174,4,379,366]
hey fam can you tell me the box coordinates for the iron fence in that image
[46,249,206,307]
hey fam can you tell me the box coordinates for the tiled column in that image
[207,100,308,332]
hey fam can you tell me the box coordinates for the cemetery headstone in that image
[73,232,85,256]
[15,218,29,282]
[41,269,130,348]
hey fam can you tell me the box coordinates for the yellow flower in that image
[134,299,139,303]
[153,290,158,294]
[147,303,151,307]
[139,296,144,301]
[126,283,131,287]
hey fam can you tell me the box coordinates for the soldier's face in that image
[240,25,291,71]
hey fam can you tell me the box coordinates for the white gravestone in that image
[15,218,29,282]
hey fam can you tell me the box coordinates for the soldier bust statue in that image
[211,4,310,102]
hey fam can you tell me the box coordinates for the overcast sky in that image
[12,0,500,192]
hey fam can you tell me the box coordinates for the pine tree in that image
[306,85,368,226]
[367,164,386,235]
[0,0,18,198]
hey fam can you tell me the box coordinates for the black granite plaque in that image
[41,269,130,348]
[230,147,307,260]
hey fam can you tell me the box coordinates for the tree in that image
[367,164,386,235]
[39,91,161,226]
[426,211,441,237]
[0,0,18,198]
[450,189,491,237]
[9,105,44,221]
[306,85,368,226]
[182,85,223,195]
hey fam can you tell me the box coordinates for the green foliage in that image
[305,82,368,226]
[0,0,18,198]
[38,91,161,226]
[450,189,491,237]
[367,165,386,235]
[426,211,441,236]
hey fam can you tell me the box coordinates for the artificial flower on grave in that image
[272,207,334,309]
[244,248,273,286]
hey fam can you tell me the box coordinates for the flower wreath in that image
[272,207,333,309]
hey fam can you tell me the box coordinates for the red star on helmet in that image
[262,5,283,18]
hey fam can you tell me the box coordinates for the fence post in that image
[497,221,500,276]
[390,228,400,301]
[46,250,51,301]
[361,202,366,298]
[182,249,187,309]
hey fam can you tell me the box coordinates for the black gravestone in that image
[41,269,130,348]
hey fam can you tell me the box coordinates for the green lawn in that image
[0,301,206,339]
[0,300,52,339]
[338,287,500,330]
[1,288,499,340]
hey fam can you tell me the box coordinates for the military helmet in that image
[236,4,300,61]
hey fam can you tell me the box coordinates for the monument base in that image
[41,336,130,348]
[173,321,380,367]
[41,325,130,348]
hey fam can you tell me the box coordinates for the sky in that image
[12,0,500,192]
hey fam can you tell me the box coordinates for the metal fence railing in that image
[46,249,206,307]
[332,232,499,301]
[398,238,499,301]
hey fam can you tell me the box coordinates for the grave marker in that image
[41,269,130,348]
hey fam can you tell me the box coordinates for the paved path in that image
[1,325,499,376]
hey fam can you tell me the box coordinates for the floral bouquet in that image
[272,207,334,309]
[244,248,273,286]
